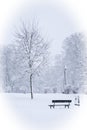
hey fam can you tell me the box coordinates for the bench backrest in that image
[52,100,72,103]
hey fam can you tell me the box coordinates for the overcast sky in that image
[3,1,80,57]
[19,4,79,55]
[1,0,87,65]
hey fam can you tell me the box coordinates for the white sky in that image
[0,0,83,55]
[18,4,78,55]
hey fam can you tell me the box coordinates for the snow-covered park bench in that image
[49,100,72,109]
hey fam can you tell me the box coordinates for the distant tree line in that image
[2,21,87,98]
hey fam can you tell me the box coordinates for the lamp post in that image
[63,66,67,93]
[64,66,67,86]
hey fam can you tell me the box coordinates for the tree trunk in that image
[30,74,33,99]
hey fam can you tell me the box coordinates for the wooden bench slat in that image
[52,100,72,103]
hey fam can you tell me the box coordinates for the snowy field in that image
[0,93,87,130]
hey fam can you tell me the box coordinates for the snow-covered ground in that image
[0,93,87,130]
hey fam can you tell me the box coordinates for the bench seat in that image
[49,100,72,109]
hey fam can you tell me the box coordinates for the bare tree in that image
[14,22,48,99]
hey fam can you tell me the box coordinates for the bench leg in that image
[65,105,66,108]
[53,105,55,108]
[49,105,55,109]
[50,106,51,109]
[65,105,69,108]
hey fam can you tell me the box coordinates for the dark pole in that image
[64,66,67,86]
[63,66,67,92]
